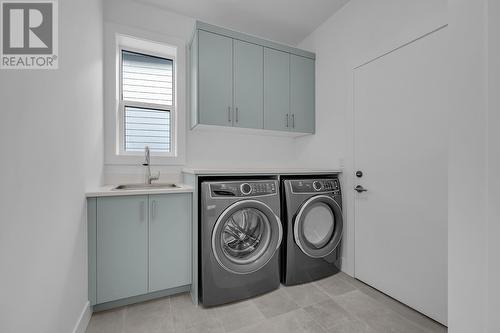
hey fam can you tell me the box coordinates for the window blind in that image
[121,50,173,153]
[124,106,170,152]
[122,50,173,105]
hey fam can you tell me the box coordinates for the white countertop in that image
[86,184,194,198]
[182,168,342,175]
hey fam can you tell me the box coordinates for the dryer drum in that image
[294,195,343,258]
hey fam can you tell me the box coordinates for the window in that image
[105,27,185,166]
[118,44,176,156]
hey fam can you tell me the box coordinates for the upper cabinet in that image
[197,30,233,127]
[290,55,315,133]
[190,22,316,135]
[264,48,290,131]
[233,40,264,129]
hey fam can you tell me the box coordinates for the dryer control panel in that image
[209,181,277,197]
[290,179,340,194]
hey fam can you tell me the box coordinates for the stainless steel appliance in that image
[281,177,343,285]
[200,179,282,306]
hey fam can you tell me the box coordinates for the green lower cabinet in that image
[96,195,148,304]
[149,193,192,292]
[89,193,192,307]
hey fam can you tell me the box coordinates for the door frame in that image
[346,24,448,278]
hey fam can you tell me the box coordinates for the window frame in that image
[104,24,186,166]
[118,45,176,157]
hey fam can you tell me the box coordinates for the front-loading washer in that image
[281,177,343,286]
[200,179,282,306]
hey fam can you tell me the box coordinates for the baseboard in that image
[72,301,91,333]
[93,284,191,312]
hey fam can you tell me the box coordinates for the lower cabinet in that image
[88,193,192,306]
[149,194,191,292]
[97,195,149,303]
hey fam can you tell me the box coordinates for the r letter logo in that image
[1,1,58,69]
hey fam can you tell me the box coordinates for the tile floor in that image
[86,272,447,333]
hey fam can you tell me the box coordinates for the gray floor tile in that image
[86,307,125,333]
[233,309,324,333]
[282,282,330,307]
[86,277,447,333]
[334,290,427,333]
[123,297,173,333]
[333,289,388,318]
[314,273,357,298]
[213,299,265,332]
[303,299,355,329]
[252,288,299,319]
[170,293,223,333]
[337,274,447,332]
[328,316,377,333]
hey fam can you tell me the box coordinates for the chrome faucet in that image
[143,146,160,185]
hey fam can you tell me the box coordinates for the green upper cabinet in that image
[191,22,315,135]
[149,193,192,292]
[96,195,148,304]
[290,55,315,134]
[198,30,233,127]
[233,40,264,129]
[264,48,290,131]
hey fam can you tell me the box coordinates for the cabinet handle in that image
[292,114,295,128]
[140,201,145,223]
[228,106,231,122]
[285,114,289,128]
[151,200,157,220]
[235,107,239,123]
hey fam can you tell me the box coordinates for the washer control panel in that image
[210,181,277,197]
[290,179,340,194]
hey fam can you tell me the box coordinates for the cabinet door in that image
[233,40,264,129]
[198,30,233,126]
[290,55,315,133]
[264,48,290,131]
[149,193,192,292]
[97,196,148,303]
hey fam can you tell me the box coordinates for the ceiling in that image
[136,0,350,45]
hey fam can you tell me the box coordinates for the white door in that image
[354,28,448,325]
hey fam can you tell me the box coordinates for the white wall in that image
[448,0,489,331]
[0,0,103,332]
[488,1,500,331]
[295,0,447,275]
[103,0,299,184]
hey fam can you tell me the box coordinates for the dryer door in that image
[212,199,282,274]
[294,195,343,258]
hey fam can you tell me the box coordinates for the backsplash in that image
[103,165,183,185]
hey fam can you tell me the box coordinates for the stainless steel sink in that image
[113,183,178,190]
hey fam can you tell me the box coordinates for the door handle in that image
[292,114,295,128]
[151,200,157,220]
[228,106,231,122]
[235,107,239,123]
[354,185,368,193]
[139,201,145,223]
[286,114,289,128]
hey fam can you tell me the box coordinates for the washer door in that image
[212,200,282,274]
[294,195,343,258]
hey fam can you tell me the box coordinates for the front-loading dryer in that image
[200,179,282,306]
[281,177,343,285]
